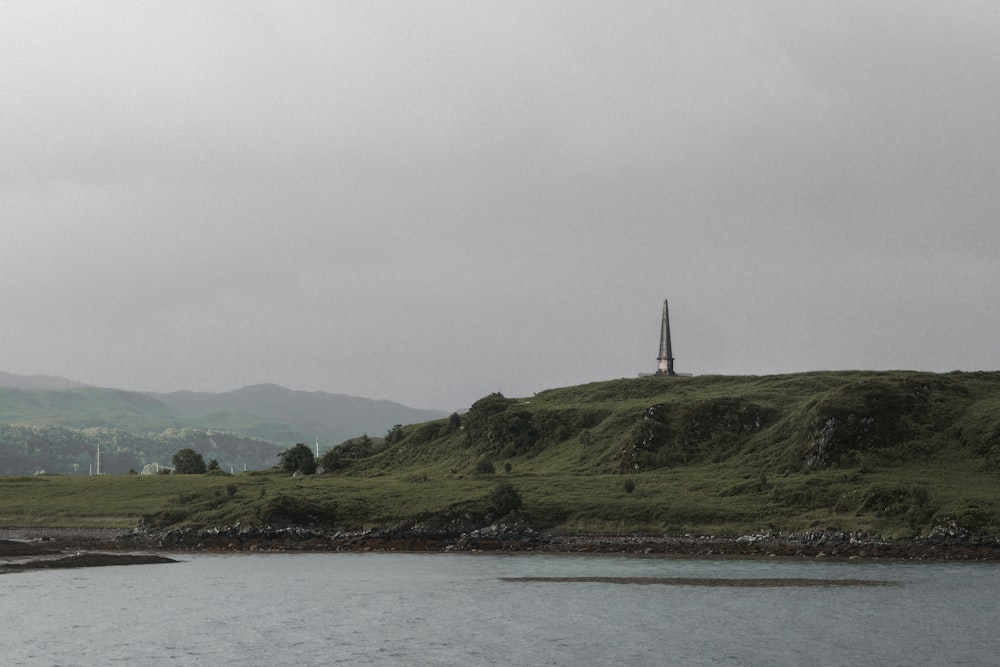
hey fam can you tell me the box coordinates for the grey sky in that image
[2,1,998,411]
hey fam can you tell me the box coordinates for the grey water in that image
[2,553,998,666]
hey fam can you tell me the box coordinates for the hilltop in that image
[319,369,1000,538]
[358,369,1000,478]
[4,370,999,547]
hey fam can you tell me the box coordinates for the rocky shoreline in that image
[5,521,999,563]
[0,536,177,574]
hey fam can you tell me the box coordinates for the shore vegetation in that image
[2,371,999,540]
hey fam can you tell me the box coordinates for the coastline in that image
[0,536,176,574]
[4,524,1000,566]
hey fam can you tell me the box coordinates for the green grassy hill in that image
[357,370,1000,476]
[3,371,1000,538]
[316,370,999,537]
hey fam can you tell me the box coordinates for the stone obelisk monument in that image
[655,299,676,376]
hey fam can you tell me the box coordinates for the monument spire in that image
[656,298,676,376]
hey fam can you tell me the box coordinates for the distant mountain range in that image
[0,371,88,391]
[0,372,448,474]
[153,384,448,445]
[0,372,447,445]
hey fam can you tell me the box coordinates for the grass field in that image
[2,461,997,538]
[3,371,999,537]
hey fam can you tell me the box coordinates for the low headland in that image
[3,371,1000,567]
[2,521,998,568]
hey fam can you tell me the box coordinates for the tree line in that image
[0,424,280,475]
[169,436,375,476]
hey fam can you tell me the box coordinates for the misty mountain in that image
[0,373,448,446]
[153,384,448,445]
[0,371,88,391]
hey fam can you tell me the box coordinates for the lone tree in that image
[487,481,523,516]
[279,443,317,475]
[320,447,344,472]
[172,448,207,474]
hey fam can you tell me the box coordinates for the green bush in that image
[464,393,539,457]
[474,459,496,475]
[172,448,206,474]
[279,443,316,475]
[487,481,523,515]
[320,448,344,472]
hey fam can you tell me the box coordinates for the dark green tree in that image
[336,434,378,460]
[463,392,538,457]
[172,448,207,474]
[320,447,344,472]
[474,459,496,475]
[207,458,221,472]
[279,443,317,475]
[487,481,523,515]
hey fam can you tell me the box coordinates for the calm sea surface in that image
[1,552,997,666]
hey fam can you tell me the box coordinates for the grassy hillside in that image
[3,371,1000,538]
[354,370,1000,475]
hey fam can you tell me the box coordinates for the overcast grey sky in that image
[2,1,998,411]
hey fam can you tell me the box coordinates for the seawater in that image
[1,553,998,666]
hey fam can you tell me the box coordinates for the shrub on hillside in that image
[338,434,379,459]
[172,448,207,474]
[320,447,345,472]
[464,392,539,458]
[474,459,495,475]
[279,443,317,475]
[487,481,523,516]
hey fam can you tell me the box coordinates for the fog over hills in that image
[153,383,449,445]
[0,371,448,446]
[0,371,87,391]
